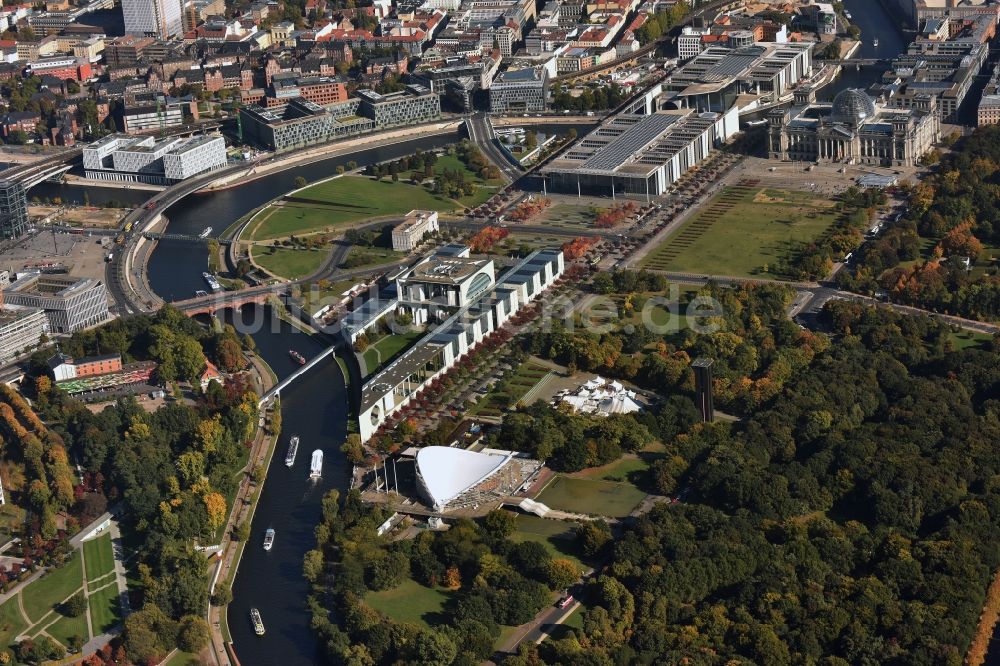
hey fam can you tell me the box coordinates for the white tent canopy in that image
[559,376,643,416]
[415,446,511,510]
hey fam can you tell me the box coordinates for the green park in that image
[0,534,121,654]
[536,475,646,518]
[641,185,839,278]
[248,176,457,242]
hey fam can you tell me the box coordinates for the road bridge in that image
[465,114,524,181]
[171,285,282,315]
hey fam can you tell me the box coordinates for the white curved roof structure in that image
[415,446,511,511]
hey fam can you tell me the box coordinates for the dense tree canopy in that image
[524,302,1000,665]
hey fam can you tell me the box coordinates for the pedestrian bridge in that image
[258,344,340,407]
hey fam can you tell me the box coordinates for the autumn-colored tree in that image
[216,336,244,372]
[938,220,984,260]
[444,565,461,589]
[203,492,227,531]
[195,415,225,454]
[562,236,599,259]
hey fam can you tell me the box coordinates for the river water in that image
[34,124,588,664]
[818,0,908,100]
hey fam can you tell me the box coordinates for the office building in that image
[0,179,28,240]
[123,0,183,39]
[26,57,92,81]
[392,210,439,251]
[542,107,740,199]
[267,74,349,107]
[121,99,189,133]
[3,274,109,333]
[240,98,375,152]
[678,26,709,61]
[412,55,501,112]
[662,42,814,113]
[0,305,49,363]
[489,67,548,113]
[806,3,837,35]
[355,85,442,129]
[104,35,156,67]
[768,88,940,167]
[394,247,495,322]
[877,16,992,122]
[83,133,227,184]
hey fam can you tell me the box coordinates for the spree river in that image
[31,124,590,664]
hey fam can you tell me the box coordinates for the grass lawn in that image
[434,154,504,187]
[45,612,88,647]
[164,649,203,665]
[471,361,550,417]
[428,154,502,207]
[252,247,327,280]
[535,204,600,231]
[509,514,586,569]
[537,476,646,518]
[485,232,573,258]
[341,245,406,271]
[88,583,121,634]
[0,596,27,649]
[365,579,451,629]
[362,329,425,375]
[950,330,993,350]
[641,186,839,278]
[250,177,458,241]
[23,552,83,623]
[83,534,114,584]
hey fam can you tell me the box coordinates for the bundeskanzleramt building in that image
[542,107,740,199]
[489,67,548,113]
[83,133,227,184]
[0,179,29,240]
[0,305,48,363]
[358,246,564,442]
[768,88,940,167]
[3,274,109,333]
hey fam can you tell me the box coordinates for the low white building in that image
[391,210,439,252]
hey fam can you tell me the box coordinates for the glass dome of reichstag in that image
[832,89,876,126]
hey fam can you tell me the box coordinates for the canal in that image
[222,305,350,665]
